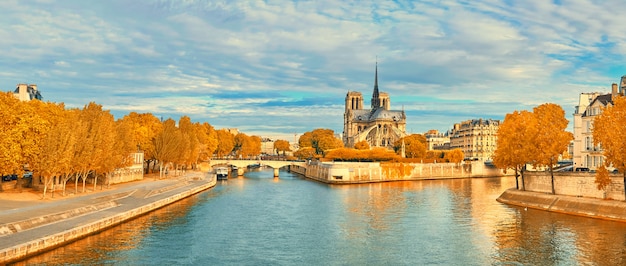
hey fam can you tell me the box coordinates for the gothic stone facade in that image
[343,64,407,149]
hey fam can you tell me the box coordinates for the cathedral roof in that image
[369,108,405,122]
[349,108,404,122]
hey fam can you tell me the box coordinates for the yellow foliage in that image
[595,164,611,192]
[593,96,626,174]
[354,140,370,150]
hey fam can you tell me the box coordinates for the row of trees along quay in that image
[493,103,574,195]
[494,99,626,200]
[293,128,464,163]
[0,92,289,198]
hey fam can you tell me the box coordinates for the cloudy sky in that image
[2,0,625,140]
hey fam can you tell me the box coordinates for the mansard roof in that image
[582,93,612,117]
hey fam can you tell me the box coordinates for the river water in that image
[17,168,626,265]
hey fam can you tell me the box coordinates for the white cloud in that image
[1,0,625,137]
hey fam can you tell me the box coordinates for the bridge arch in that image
[209,160,305,177]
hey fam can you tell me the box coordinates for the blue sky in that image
[2,0,625,140]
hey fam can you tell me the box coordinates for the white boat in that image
[216,167,228,180]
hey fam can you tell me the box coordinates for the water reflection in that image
[15,171,626,265]
[16,194,199,265]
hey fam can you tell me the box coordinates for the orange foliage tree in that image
[493,110,538,190]
[294,147,316,160]
[593,96,626,200]
[494,104,572,193]
[215,129,235,158]
[273,139,291,156]
[393,134,426,159]
[531,103,573,194]
[119,112,163,173]
[298,128,343,156]
[444,149,464,165]
[354,140,370,150]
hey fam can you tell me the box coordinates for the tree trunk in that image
[93,171,97,192]
[514,167,519,190]
[75,173,79,195]
[82,173,87,193]
[521,165,526,191]
[550,165,555,195]
[623,173,626,201]
[42,176,49,199]
[159,162,163,179]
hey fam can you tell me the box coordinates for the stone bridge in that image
[209,159,306,177]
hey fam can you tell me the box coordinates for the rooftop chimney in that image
[612,83,618,99]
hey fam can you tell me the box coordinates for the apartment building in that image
[448,119,500,161]
[572,76,626,170]
[13,84,43,101]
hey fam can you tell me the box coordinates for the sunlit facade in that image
[448,119,500,161]
[572,76,626,170]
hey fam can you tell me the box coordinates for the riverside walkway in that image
[0,171,216,264]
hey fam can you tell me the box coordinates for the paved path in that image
[0,172,216,264]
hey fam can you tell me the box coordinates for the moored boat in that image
[216,167,228,180]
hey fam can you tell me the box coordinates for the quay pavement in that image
[0,172,216,264]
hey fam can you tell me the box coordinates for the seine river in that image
[17,168,626,265]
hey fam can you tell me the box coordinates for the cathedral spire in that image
[371,61,380,109]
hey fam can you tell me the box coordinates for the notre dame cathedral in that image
[342,63,407,149]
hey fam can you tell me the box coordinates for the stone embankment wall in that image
[497,189,626,222]
[518,172,625,201]
[0,176,216,264]
[290,161,506,184]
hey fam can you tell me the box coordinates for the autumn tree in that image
[294,147,316,160]
[234,133,261,158]
[120,112,162,173]
[0,92,48,189]
[153,118,184,178]
[493,110,538,190]
[215,129,235,158]
[234,133,260,158]
[30,101,76,198]
[531,103,573,195]
[298,129,343,156]
[354,140,370,150]
[444,149,464,165]
[274,140,291,156]
[100,117,137,188]
[595,164,611,199]
[593,96,626,200]
[197,122,218,162]
[367,147,400,161]
[70,103,117,193]
[178,116,198,171]
[394,134,427,159]
[325,148,359,161]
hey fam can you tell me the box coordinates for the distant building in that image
[448,119,500,161]
[13,84,42,101]
[572,76,626,170]
[261,138,275,155]
[342,63,407,149]
[425,129,450,150]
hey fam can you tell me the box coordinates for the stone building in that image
[448,119,500,161]
[13,84,43,101]
[572,76,626,170]
[425,129,450,150]
[342,63,407,149]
